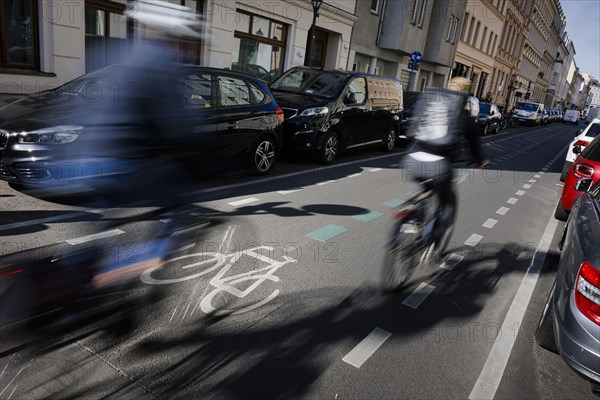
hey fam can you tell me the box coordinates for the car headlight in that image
[18,125,83,144]
[300,107,329,117]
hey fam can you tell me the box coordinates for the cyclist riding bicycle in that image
[402,77,489,263]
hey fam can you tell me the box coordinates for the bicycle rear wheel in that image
[422,190,457,266]
[381,219,418,292]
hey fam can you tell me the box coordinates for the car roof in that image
[286,66,403,84]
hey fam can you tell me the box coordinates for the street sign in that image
[410,51,423,64]
[408,61,420,71]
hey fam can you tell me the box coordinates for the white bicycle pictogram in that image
[140,246,297,315]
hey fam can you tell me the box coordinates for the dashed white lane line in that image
[542,168,548,171]
[465,233,483,246]
[496,207,510,215]
[523,184,532,189]
[403,283,436,309]
[469,214,560,400]
[342,328,391,368]
[278,189,303,194]
[368,168,383,172]
[317,180,337,186]
[348,173,363,177]
[228,197,260,207]
[516,190,526,196]
[159,219,172,224]
[534,174,542,179]
[482,219,498,229]
[528,179,537,183]
[66,229,125,245]
[507,197,518,205]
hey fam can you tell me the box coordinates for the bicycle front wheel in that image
[381,220,418,292]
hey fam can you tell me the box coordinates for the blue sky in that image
[561,0,600,79]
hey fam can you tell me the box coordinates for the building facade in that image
[0,0,357,96]
[351,0,467,91]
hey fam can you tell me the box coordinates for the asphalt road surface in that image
[1,122,598,400]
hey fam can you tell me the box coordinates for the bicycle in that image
[499,113,516,130]
[380,178,457,292]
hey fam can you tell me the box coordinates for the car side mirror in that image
[575,178,593,192]
[345,92,357,105]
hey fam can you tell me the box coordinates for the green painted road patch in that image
[307,224,348,242]
[384,199,405,208]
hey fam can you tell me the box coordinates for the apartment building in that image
[586,79,600,111]
[452,0,505,102]
[0,0,357,96]
[352,0,466,90]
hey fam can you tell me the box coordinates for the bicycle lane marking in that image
[469,214,559,400]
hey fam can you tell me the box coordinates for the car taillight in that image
[0,267,22,278]
[575,261,600,325]
[575,140,590,147]
[574,163,595,179]
[276,108,284,123]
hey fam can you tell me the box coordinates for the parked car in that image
[513,101,544,126]
[587,107,600,123]
[536,177,600,396]
[564,109,581,124]
[0,64,284,187]
[555,134,600,220]
[560,118,600,181]
[269,66,403,164]
[541,109,551,125]
[476,102,502,135]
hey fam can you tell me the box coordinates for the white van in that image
[563,109,580,124]
[514,101,544,126]
[587,107,600,123]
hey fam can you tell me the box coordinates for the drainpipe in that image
[375,0,387,48]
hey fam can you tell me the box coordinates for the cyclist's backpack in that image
[408,88,470,150]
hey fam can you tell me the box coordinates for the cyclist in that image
[402,77,489,262]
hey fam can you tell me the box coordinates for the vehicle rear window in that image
[515,102,538,111]
[580,130,600,161]
[584,123,600,139]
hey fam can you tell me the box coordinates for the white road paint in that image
[482,219,498,229]
[228,197,259,207]
[465,234,483,246]
[515,190,525,196]
[469,214,560,400]
[534,174,542,179]
[368,168,383,172]
[342,328,391,368]
[348,173,363,177]
[507,198,518,205]
[496,207,510,215]
[278,189,303,194]
[542,168,548,171]
[528,179,537,183]
[556,184,564,188]
[65,229,125,245]
[403,283,436,309]
[523,184,532,189]
[317,180,337,186]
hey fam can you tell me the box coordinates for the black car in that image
[269,67,402,164]
[398,90,420,143]
[476,103,501,135]
[536,177,600,396]
[0,64,284,187]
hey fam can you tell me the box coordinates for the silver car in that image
[536,177,600,396]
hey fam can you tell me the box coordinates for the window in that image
[182,73,215,108]
[467,17,476,44]
[446,16,459,43]
[471,21,480,47]
[461,13,470,41]
[480,27,488,50]
[233,11,287,82]
[347,78,367,104]
[411,0,426,27]
[217,76,251,107]
[371,0,380,14]
[1,0,39,69]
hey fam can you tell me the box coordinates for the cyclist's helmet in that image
[126,0,203,39]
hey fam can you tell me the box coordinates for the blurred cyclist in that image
[402,77,489,261]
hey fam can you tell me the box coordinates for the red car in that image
[555,134,600,220]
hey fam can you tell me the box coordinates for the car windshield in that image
[516,102,538,112]
[53,65,125,95]
[270,69,348,99]
[479,104,491,114]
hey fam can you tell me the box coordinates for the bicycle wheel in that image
[422,190,457,266]
[499,118,507,130]
[381,219,418,292]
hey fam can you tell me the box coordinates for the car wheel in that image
[482,124,489,136]
[251,136,276,175]
[535,280,558,353]
[560,162,571,182]
[383,128,397,152]
[554,199,568,221]
[320,132,339,164]
[493,122,499,134]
